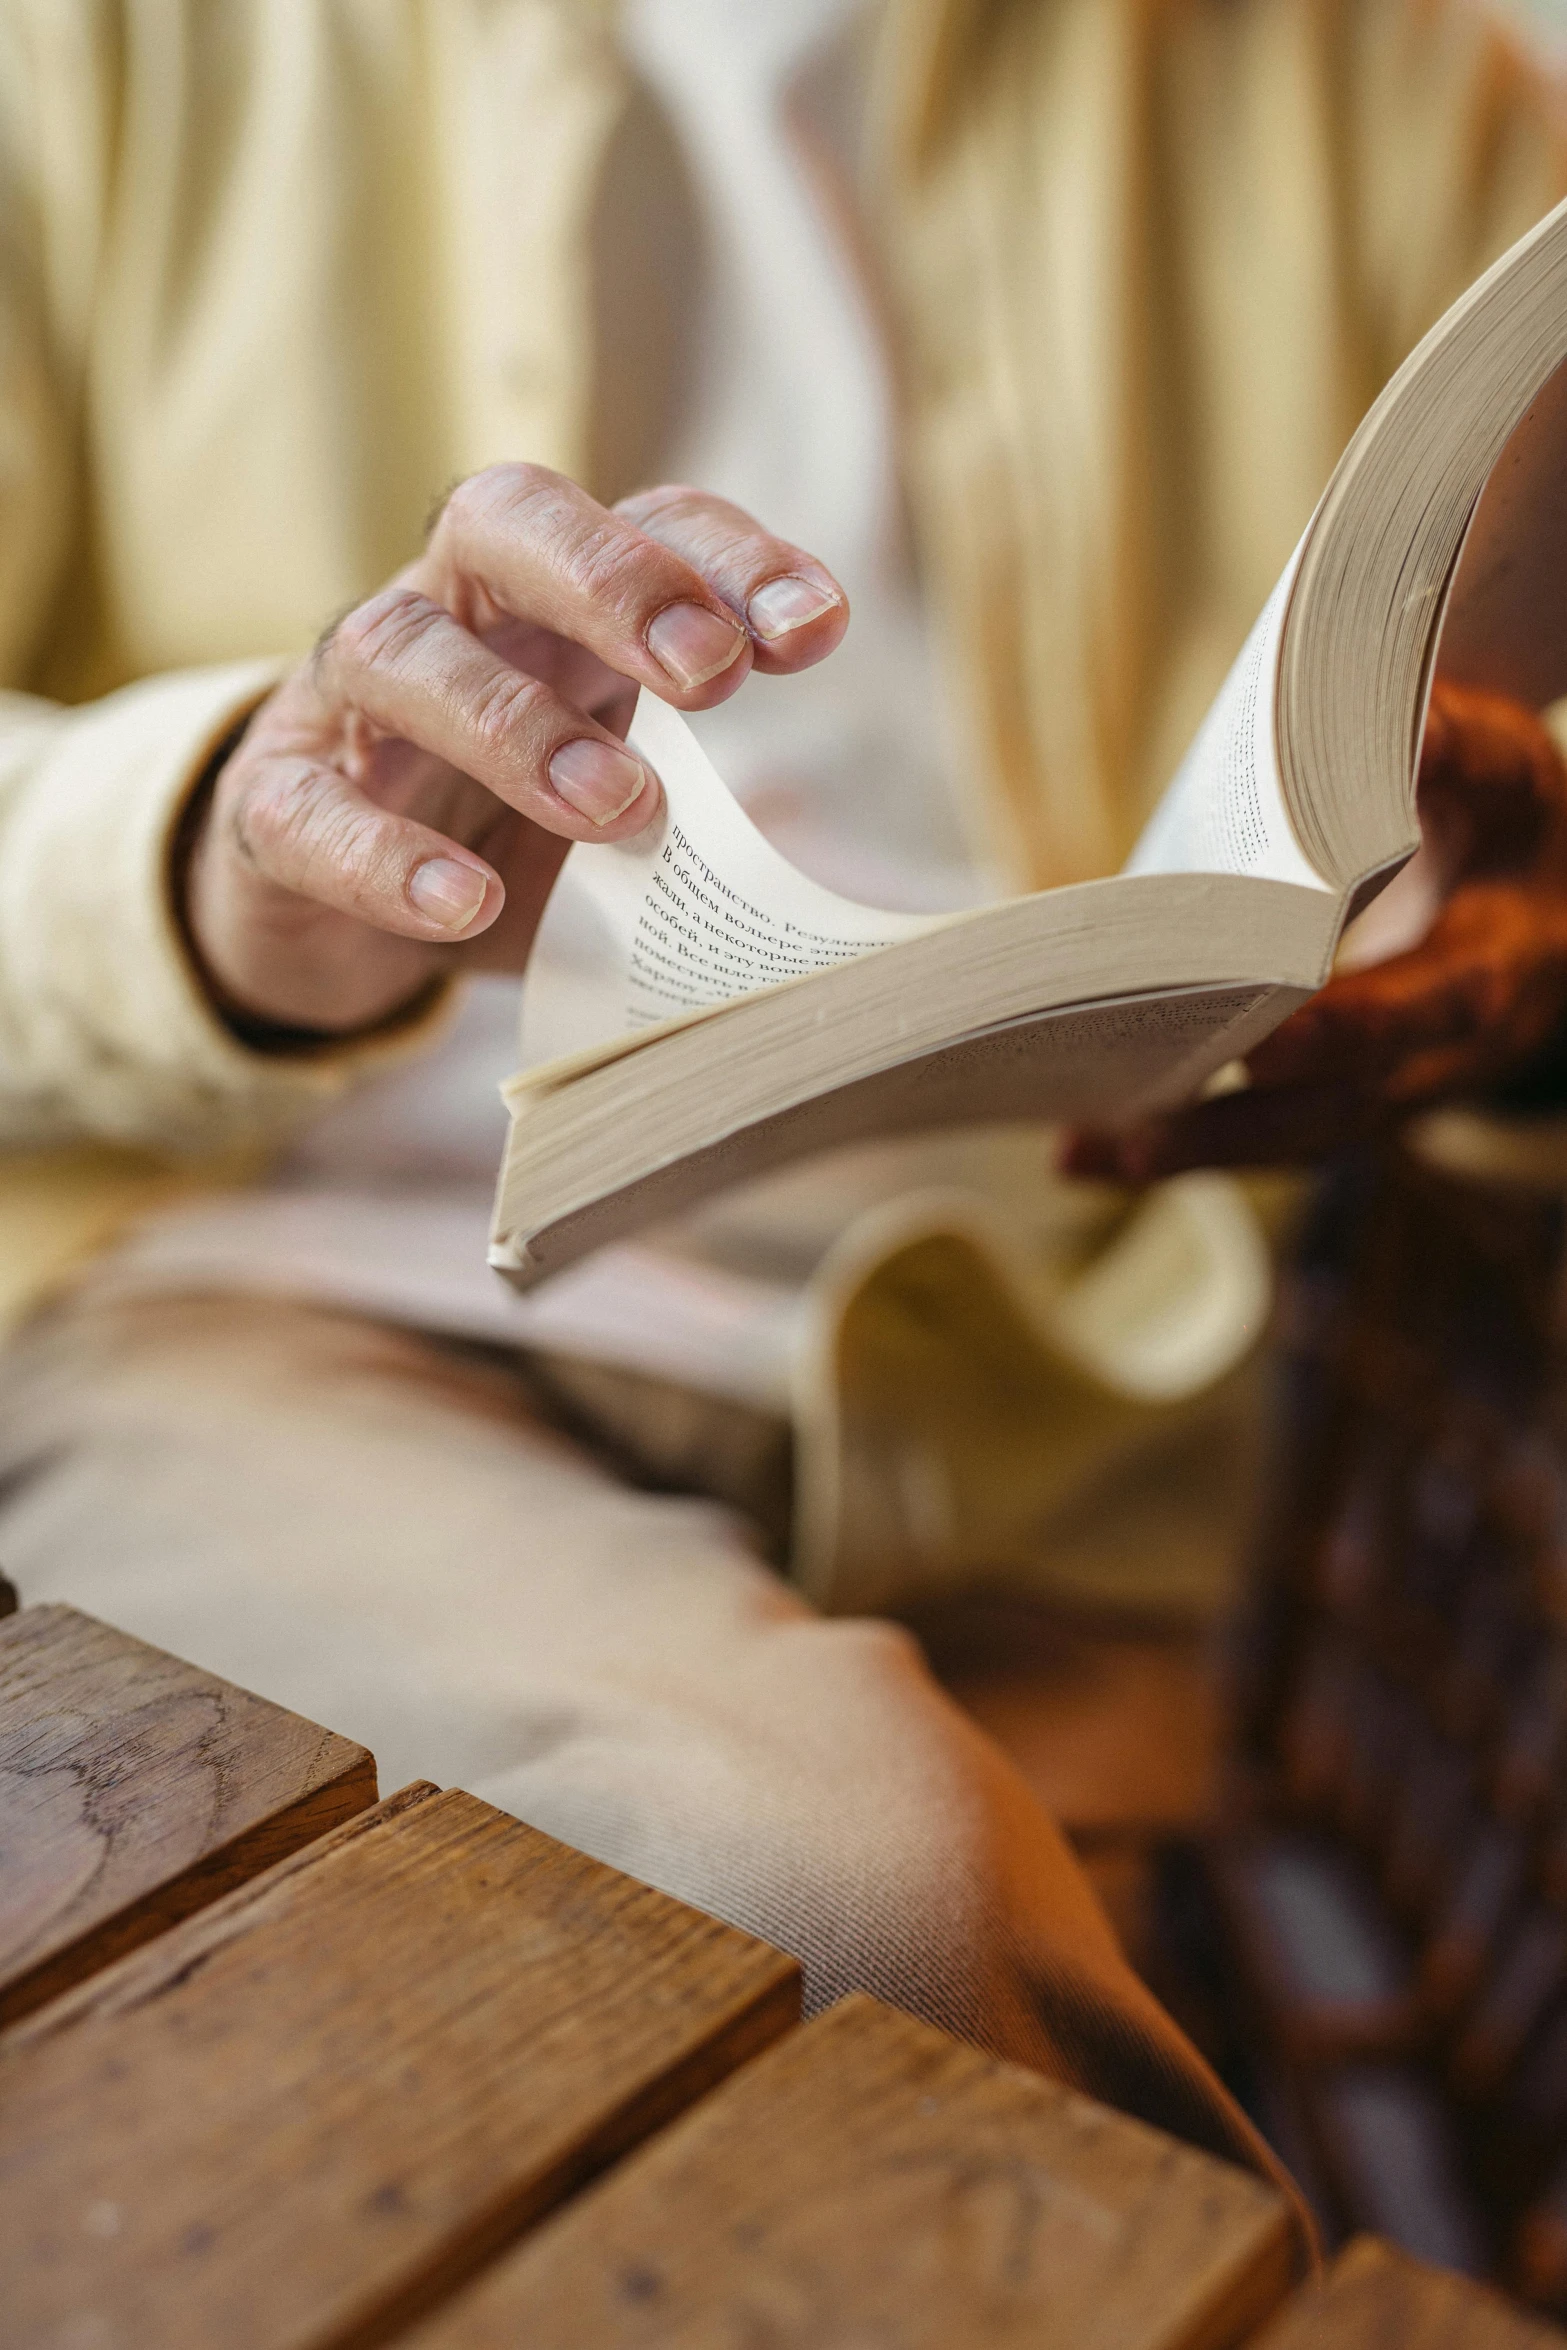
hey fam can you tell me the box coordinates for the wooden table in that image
[2,1601,1560,2349]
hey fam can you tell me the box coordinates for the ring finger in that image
[312,585,663,836]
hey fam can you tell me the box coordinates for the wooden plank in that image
[402,1992,1299,2350]
[1252,2237,1567,2347]
[0,1602,376,2023]
[0,1779,800,2350]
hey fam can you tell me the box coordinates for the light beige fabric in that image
[0,1280,1302,2207]
[874,0,1567,888]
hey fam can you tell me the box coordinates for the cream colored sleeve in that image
[0,16,448,1159]
[0,669,455,1156]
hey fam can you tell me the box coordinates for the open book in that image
[492,195,1567,1292]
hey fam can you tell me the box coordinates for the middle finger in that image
[424,464,756,706]
[617,483,848,673]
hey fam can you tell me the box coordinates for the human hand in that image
[1063,680,1567,1180]
[182,469,847,1034]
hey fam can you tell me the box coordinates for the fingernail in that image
[408,857,488,930]
[548,737,651,825]
[748,573,841,640]
[646,602,746,689]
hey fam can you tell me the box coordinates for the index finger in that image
[422,464,760,708]
[617,483,848,674]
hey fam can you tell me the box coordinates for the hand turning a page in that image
[518,690,943,1072]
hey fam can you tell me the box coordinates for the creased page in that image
[1125,535,1326,891]
[516,690,943,1074]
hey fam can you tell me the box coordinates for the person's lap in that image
[0,1278,1289,2192]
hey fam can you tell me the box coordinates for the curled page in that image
[518,690,942,1070]
[1125,536,1325,891]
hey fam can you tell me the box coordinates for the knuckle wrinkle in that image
[333,588,435,676]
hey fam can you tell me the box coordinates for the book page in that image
[1124,536,1327,892]
[518,690,943,1068]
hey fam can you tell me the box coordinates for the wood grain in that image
[1,1779,800,2350]
[1252,2237,1567,2347]
[403,1992,1297,2350]
[0,1602,376,2023]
